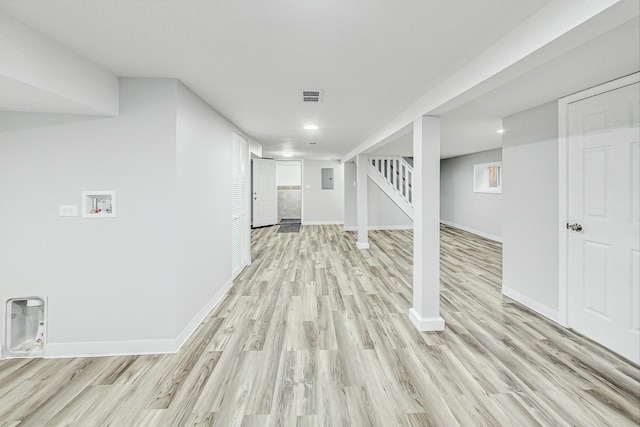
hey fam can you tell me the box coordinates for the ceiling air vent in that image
[302,90,323,103]
[308,141,318,146]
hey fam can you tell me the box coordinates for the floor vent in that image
[302,90,323,103]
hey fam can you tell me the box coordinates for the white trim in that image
[175,277,234,351]
[473,161,502,194]
[301,220,344,225]
[557,72,640,328]
[502,285,559,324]
[43,277,235,359]
[232,258,250,281]
[558,95,569,327]
[440,220,502,243]
[44,339,176,359]
[408,308,445,331]
[344,225,413,231]
[300,160,305,223]
[356,242,370,250]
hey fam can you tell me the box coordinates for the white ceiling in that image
[0,1,637,160]
[0,0,552,159]
[439,16,640,158]
[372,13,640,159]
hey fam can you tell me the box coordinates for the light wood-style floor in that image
[1,225,638,426]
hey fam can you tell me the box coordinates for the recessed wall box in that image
[3,297,47,359]
[82,191,116,218]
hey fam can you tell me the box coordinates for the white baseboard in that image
[175,277,234,351]
[356,241,370,250]
[408,309,445,331]
[440,220,502,243]
[302,220,344,225]
[232,259,250,280]
[502,285,559,323]
[39,277,235,359]
[45,339,176,359]
[344,225,413,231]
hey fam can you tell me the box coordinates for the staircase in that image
[367,156,414,220]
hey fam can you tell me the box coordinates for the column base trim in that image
[356,242,370,250]
[409,308,445,331]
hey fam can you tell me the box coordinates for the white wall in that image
[302,160,344,224]
[502,101,559,320]
[0,14,119,115]
[0,78,178,355]
[175,82,237,338]
[440,149,502,241]
[277,161,301,186]
[249,139,262,158]
[344,162,358,228]
[0,78,252,357]
[370,131,413,157]
[344,162,413,230]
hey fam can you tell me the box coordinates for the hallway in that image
[0,226,638,426]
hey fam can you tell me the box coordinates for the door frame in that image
[275,159,304,222]
[557,72,639,327]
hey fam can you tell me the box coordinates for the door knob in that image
[566,223,583,232]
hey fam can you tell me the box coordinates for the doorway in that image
[276,160,302,226]
[252,158,278,228]
[559,74,640,364]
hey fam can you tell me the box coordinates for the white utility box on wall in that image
[82,190,116,218]
[3,297,47,358]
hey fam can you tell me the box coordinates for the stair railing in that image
[369,156,413,206]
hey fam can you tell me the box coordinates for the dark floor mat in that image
[277,224,301,233]
[279,218,301,224]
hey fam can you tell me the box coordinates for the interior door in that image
[232,133,250,278]
[252,158,277,227]
[567,82,640,364]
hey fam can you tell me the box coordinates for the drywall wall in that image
[0,78,177,354]
[0,14,118,115]
[277,161,302,219]
[277,161,301,186]
[249,139,262,158]
[0,77,254,357]
[344,162,358,228]
[370,131,413,157]
[440,149,502,241]
[344,162,413,230]
[175,82,237,338]
[502,101,559,319]
[303,160,344,224]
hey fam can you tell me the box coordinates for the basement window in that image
[474,162,502,193]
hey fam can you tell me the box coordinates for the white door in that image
[252,158,278,227]
[232,133,250,278]
[567,82,640,363]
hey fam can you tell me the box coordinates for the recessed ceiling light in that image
[497,129,505,134]
[282,152,294,157]
[304,125,319,130]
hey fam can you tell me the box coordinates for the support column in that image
[356,154,369,249]
[409,116,445,331]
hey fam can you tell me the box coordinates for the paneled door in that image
[252,158,277,227]
[567,81,640,364]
